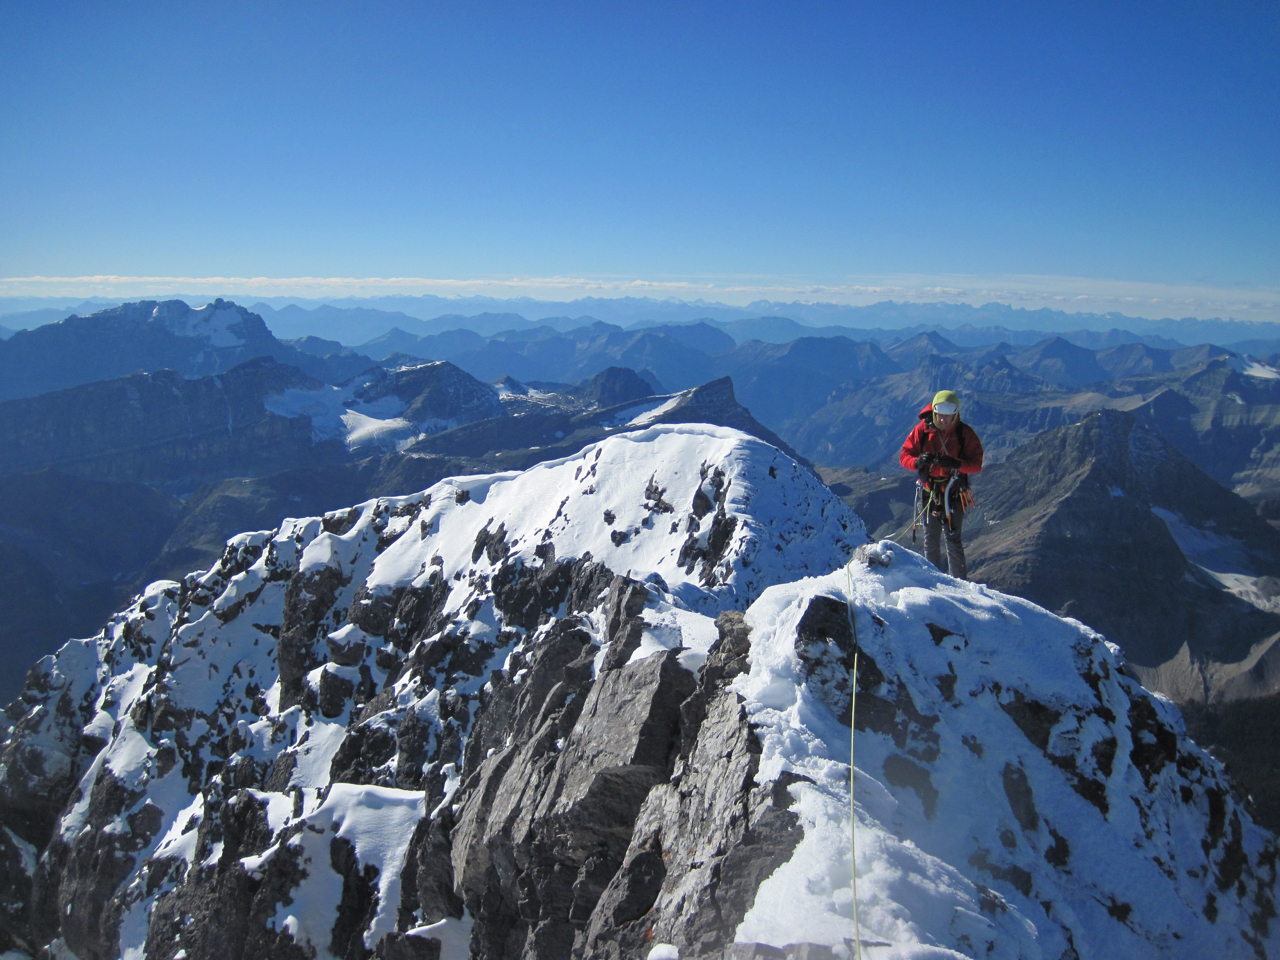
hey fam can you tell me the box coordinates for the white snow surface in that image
[361,423,862,611]
[264,361,489,452]
[271,784,424,952]
[265,375,414,451]
[9,424,1277,959]
[728,540,1276,957]
[1237,359,1280,380]
[153,300,248,347]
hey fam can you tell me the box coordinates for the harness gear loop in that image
[943,475,957,530]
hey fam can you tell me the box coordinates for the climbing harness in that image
[895,471,977,543]
[843,557,864,960]
[890,485,929,544]
[943,475,957,529]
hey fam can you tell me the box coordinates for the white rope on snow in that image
[844,555,864,960]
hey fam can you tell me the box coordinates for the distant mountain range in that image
[9,293,1280,347]
[315,318,1280,501]
[254,301,1280,355]
[14,299,1280,503]
[0,299,373,402]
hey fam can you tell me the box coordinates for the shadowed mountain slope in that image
[965,409,1280,701]
[0,358,332,490]
[1008,336,1110,387]
[0,471,182,703]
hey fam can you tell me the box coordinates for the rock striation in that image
[0,424,1274,959]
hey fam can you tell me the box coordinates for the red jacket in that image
[900,404,984,479]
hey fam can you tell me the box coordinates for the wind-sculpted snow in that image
[0,424,1273,960]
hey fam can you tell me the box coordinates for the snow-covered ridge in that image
[359,423,858,610]
[0,424,1274,960]
[730,542,1276,957]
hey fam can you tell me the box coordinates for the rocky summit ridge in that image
[0,425,1274,959]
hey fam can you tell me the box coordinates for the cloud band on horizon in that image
[2,273,1277,322]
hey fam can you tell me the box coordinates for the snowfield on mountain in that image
[0,424,1274,960]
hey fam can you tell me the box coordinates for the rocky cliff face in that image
[0,358,328,490]
[0,425,1274,959]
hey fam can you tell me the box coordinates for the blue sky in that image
[1,1,1277,317]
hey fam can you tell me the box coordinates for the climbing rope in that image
[844,556,864,960]
[888,482,930,544]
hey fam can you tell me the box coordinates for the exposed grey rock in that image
[449,642,695,959]
[3,424,1274,958]
[374,931,442,960]
[140,789,312,960]
[579,688,804,958]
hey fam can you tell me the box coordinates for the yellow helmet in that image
[932,389,959,416]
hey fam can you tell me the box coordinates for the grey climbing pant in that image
[923,503,967,580]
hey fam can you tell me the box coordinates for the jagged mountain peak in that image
[1008,337,1109,388]
[63,297,275,349]
[149,298,264,346]
[885,330,961,366]
[0,425,1275,959]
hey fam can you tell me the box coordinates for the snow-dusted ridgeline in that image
[0,423,1273,960]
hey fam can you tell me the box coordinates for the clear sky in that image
[2,1,1277,318]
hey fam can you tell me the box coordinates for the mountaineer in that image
[899,389,984,579]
